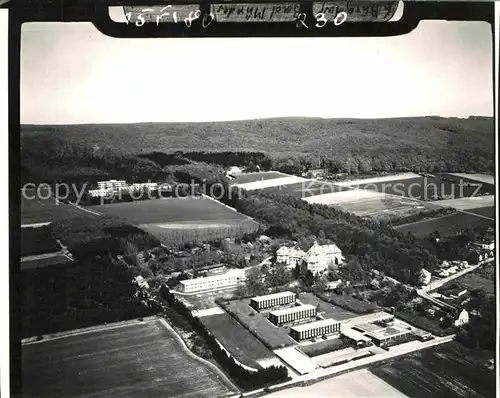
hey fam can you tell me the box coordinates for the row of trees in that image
[159,286,289,390]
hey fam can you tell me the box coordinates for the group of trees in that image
[159,286,289,390]
[456,289,496,352]
[22,255,160,338]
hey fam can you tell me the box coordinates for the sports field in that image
[22,318,237,398]
[370,341,495,398]
[21,225,60,257]
[199,312,278,369]
[21,188,99,225]
[395,211,495,238]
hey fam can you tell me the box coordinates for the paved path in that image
[235,334,455,397]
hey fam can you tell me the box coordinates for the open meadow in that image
[21,225,60,257]
[370,341,495,398]
[199,311,278,369]
[297,292,357,321]
[22,318,237,398]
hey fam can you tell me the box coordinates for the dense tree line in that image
[22,256,159,338]
[159,286,289,390]
[21,116,493,187]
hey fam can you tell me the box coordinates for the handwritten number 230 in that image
[297,12,347,28]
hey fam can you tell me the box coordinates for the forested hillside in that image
[21,116,494,183]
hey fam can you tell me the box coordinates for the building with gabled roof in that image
[304,241,343,274]
[276,247,306,267]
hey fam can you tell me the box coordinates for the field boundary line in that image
[157,317,241,393]
[21,222,52,228]
[22,316,159,345]
[201,194,258,224]
[393,211,461,229]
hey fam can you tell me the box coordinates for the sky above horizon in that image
[20,19,493,124]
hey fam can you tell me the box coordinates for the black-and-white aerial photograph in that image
[17,1,496,397]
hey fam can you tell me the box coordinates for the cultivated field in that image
[345,175,493,200]
[94,197,259,245]
[449,173,495,186]
[395,211,495,238]
[370,341,495,398]
[231,171,287,184]
[268,368,408,397]
[199,312,277,369]
[464,206,495,218]
[430,196,494,212]
[297,293,357,321]
[221,299,296,349]
[22,318,237,398]
[260,180,348,198]
[233,176,308,191]
[21,188,99,225]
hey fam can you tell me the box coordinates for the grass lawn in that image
[298,292,357,321]
[370,341,496,398]
[465,206,495,218]
[221,299,296,349]
[22,319,237,398]
[199,312,277,369]
[299,338,348,357]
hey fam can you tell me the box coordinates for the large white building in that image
[250,291,296,311]
[276,241,343,274]
[290,318,341,341]
[276,247,306,267]
[179,269,246,293]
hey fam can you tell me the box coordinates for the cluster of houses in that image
[276,241,344,274]
[433,260,470,278]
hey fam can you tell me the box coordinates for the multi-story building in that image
[289,318,341,341]
[268,304,316,326]
[276,241,343,274]
[305,241,343,274]
[178,269,246,293]
[276,247,306,267]
[250,291,296,311]
[97,180,127,191]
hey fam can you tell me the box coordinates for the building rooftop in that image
[276,247,306,258]
[251,291,295,302]
[365,324,411,340]
[270,304,316,317]
[341,328,372,342]
[179,268,246,286]
[290,318,340,333]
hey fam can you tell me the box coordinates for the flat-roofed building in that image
[365,326,413,347]
[269,304,316,326]
[178,268,246,293]
[290,318,341,341]
[250,291,296,311]
[341,328,373,347]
